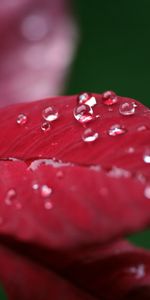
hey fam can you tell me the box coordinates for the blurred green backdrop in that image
[67,0,150,249]
[67,0,150,107]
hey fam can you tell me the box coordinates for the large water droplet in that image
[41,121,51,132]
[82,128,99,142]
[5,188,17,205]
[42,106,59,122]
[143,149,150,163]
[144,185,150,199]
[119,102,135,116]
[74,104,94,124]
[102,91,118,106]
[41,185,52,198]
[78,92,97,107]
[16,113,27,125]
[108,124,127,136]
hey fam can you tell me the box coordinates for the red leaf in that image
[0,93,150,299]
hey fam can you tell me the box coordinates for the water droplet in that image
[108,166,131,178]
[127,147,135,154]
[119,102,135,116]
[78,92,97,107]
[144,185,150,199]
[82,128,99,142]
[5,188,17,205]
[16,113,27,125]
[44,201,53,210]
[137,125,148,132]
[133,102,138,108]
[56,170,64,178]
[41,121,51,132]
[129,264,145,279]
[108,124,127,136]
[102,91,118,106]
[41,185,52,198]
[32,183,39,190]
[42,106,59,122]
[143,149,150,163]
[74,104,93,124]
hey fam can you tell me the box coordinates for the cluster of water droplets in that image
[73,91,141,142]
[5,188,22,209]
[16,105,59,132]
[32,182,53,210]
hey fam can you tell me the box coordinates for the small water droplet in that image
[78,92,97,107]
[32,183,39,190]
[74,104,94,124]
[44,201,53,210]
[56,170,64,178]
[108,124,127,136]
[143,149,150,163]
[137,125,148,132]
[102,91,118,106]
[108,166,130,178]
[127,147,135,154]
[144,185,150,199]
[133,102,138,108]
[129,264,145,279]
[41,121,51,132]
[16,113,27,125]
[119,102,135,116]
[5,188,17,205]
[82,128,99,142]
[42,106,59,122]
[41,185,52,198]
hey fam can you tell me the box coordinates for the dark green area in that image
[67,0,150,249]
[0,286,7,300]
[67,0,150,107]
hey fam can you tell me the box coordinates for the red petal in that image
[0,1,77,106]
[1,240,150,300]
[0,93,150,299]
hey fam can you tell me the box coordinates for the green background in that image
[67,0,150,107]
[67,0,150,249]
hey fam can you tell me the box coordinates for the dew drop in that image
[32,183,39,190]
[143,149,150,163]
[44,201,53,210]
[42,106,59,122]
[78,92,97,107]
[133,102,138,108]
[56,170,64,178]
[119,102,135,116]
[41,121,51,132]
[108,124,127,136]
[102,91,118,106]
[16,113,27,125]
[127,147,135,154]
[144,185,150,199]
[137,125,148,132]
[41,185,52,198]
[5,188,17,205]
[73,104,93,124]
[129,264,145,279]
[82,128,99,142]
